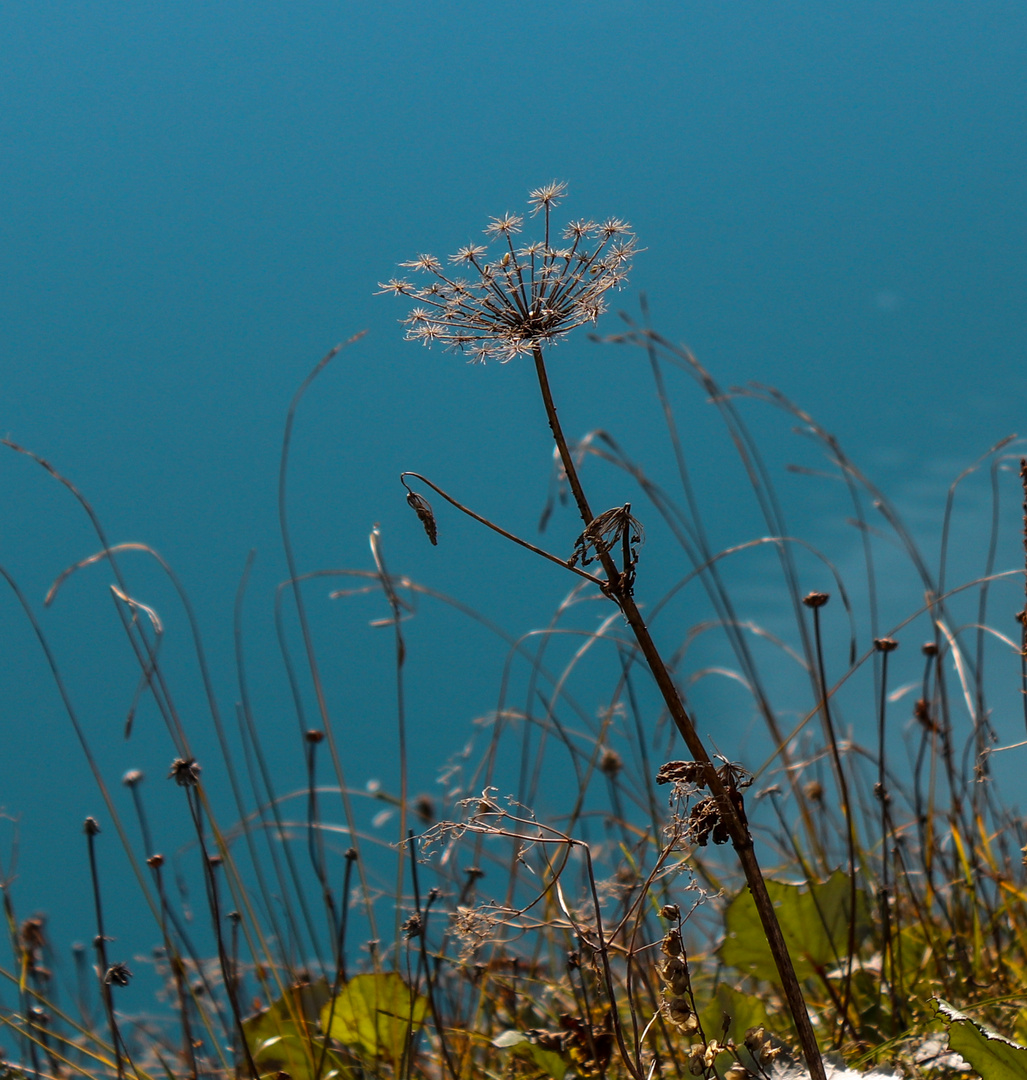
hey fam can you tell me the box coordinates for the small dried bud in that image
[122,769,144,787]
[802,591,830,608]
[922,640,939,656]
[401,913,423,939]
[804,780,824,802]
[405,490,438,545]
[207,853,223,868]
[147,853,164,868]
[660,904,680,920]
[874,637,899,652]
[305,729,325,743]
[83,817,100,836]
[414,794,436,824]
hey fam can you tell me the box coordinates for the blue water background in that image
[2,1,1026,1004]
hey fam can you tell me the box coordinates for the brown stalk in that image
[530,343,827,1080]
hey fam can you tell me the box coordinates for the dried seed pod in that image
[664,996,699,1034]
[660,955,690,996]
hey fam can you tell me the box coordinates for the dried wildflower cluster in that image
[378,182,637,363]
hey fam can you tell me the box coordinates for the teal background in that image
[2,1,1025,998]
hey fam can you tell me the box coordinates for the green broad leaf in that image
[719,870,871,985]
[320,971,428,1063]
[243,978,350,1080]
[936,999,1027,1080]
[493,1031,568,1080]
[699,984,771,1045]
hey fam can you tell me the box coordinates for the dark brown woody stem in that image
[531,344,826,1080]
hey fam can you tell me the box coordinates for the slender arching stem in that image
[531,343,826,1080]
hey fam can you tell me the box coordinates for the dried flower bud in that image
[83,817,100,836]
[405,490,438,545]
[660,904,680,920]
[802,591,830,608]
[305,729,324,743]
[874,637,899,652]
[122,769,144,787]
[147,853,164,868]
[922,640,939,656]
[804,780,824,802]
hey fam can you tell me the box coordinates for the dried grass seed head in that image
[379,184,637,363]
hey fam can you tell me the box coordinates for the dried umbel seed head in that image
[379,183,637,364]
[874,637,899,652]
[802,591,830,608]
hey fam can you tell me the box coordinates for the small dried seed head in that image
[922,640,939,656]
[599,748,623,775]
[802,591,830,608]
[169,757,201,786]
[661,928,683,957]
[122,769,144,787]
[744,1026,766,1053]
[660,903,680,920]
[83,817,100,836]
[104,962,132,987]
[147,853,164,868]
[305,729,324,743]
[874,637,899,652]
[664,996,699,1033]
[660,955,690,996]
[804,780,824,802]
